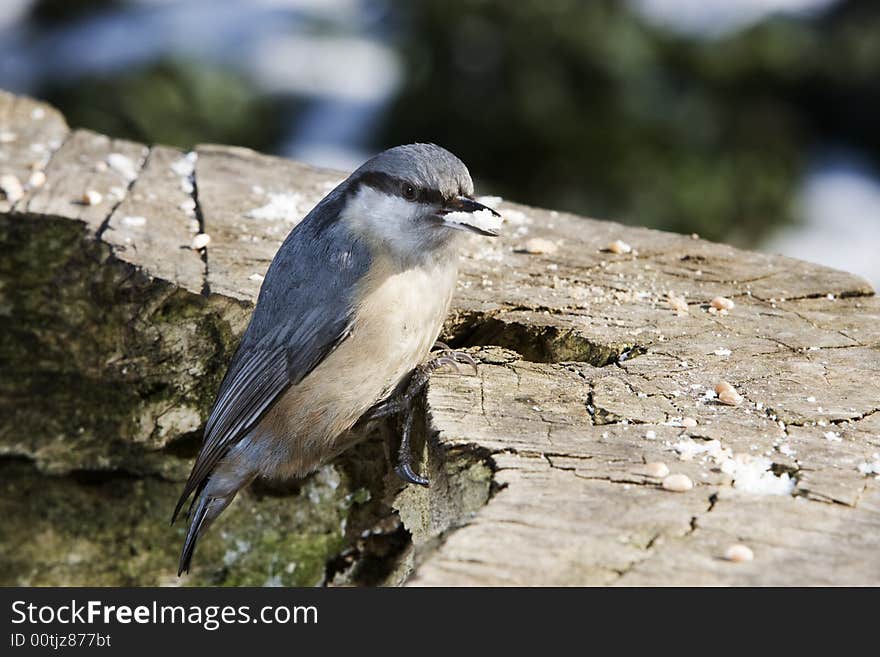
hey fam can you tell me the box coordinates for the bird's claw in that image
[395,461,429,487]
[433,355,461,373]
[394,380,429,486]
[382,349,479,487]
[429,346,478,376]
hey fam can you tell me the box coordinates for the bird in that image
[171,143,501,575]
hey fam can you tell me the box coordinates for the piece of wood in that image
[2,90,878,586]
[194,144,345,301]
[0,90,69,213]
[23,129,148,235]
[102,146,205,295]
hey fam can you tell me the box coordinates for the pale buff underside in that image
[244,252,458,480]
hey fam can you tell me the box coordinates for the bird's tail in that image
[177,485,237,576]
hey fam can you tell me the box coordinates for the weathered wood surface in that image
[1,90,878,586]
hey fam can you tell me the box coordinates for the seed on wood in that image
[662,473,693,492]
[519,238,557,255]
[82,189,103,206]
[191,233,211,250]
[716,381,743,405]
[645,462,669,478]
[711,296,735,312]
[178,198,196,214]
[0,174,24,203]
[723,544,754,562]
[27,170,46,188]
[607,239,632,254]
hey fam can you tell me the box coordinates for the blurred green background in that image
[1,0,878,282]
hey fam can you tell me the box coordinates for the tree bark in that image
[2,91,878,586]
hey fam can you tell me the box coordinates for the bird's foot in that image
[366,348,479,487]
[430,341,479,376]
[363,347,478,422]
[395,349,480,486]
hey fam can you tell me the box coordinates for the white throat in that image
[341,185,461,269]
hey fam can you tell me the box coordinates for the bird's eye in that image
[402,183,417,201]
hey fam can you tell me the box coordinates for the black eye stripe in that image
[418,187,444,205]
[352,171,444,205]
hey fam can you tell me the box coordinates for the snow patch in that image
[722,455,795,496]
[106,152,138,182]
[673,437,730,463]
[857,454,880,478]
[170,151,197,178]
[246,192,304,222]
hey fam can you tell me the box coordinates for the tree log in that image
[1,91,878,586]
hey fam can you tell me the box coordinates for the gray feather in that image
[172,183,371,522]
[354,143,473,199]
[172,143,470,527]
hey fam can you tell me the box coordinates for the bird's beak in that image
[436,196,502,237]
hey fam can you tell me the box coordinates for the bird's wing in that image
[172,188,370,522]
[172,308,353,521]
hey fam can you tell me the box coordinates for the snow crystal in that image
[857,455,880,477]
[106,152,138,182]
[673,437,730,463]
[502,208,531,226]
[246,192,304,221]
[170,151,197,178]
[722,455,795,496]
[121,215,146,227]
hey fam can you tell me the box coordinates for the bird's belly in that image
[254,257,458,477]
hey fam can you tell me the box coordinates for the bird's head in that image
[341,143,501,262]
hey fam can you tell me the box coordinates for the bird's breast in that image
[334,253,459,404]
[266,253,459,458]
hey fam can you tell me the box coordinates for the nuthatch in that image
[172,143,500,574]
